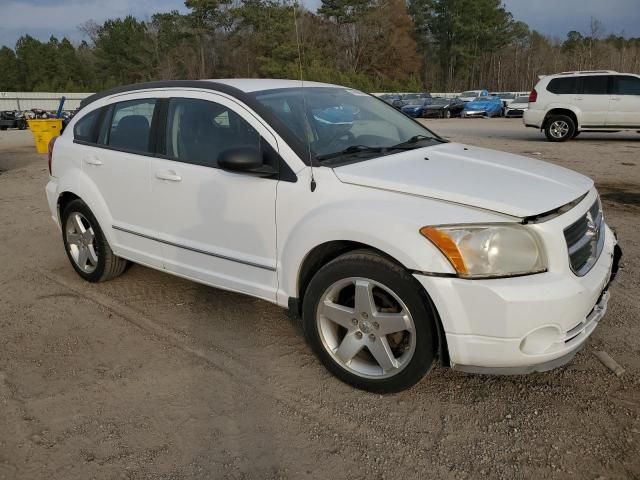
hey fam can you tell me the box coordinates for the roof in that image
[206,78,341,92]
[79,78,343,109]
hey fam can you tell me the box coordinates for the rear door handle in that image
[574,96,584,100]
[155,170,182,182]
[610,96,622,101]
[84,157,102,166]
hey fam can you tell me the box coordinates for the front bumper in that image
[505,108,526,118]
[462,110,486,118]
[414,225,620,374]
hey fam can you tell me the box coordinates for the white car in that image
[46,79,621,392]
[505,95,530,118]
[524,70,640,141]
[459,89,488,103]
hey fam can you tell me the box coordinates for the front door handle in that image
[155,170,182,182]
[84,157,102,166]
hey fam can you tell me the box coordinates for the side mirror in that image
[218,146,276,177]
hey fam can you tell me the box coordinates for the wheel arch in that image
[291,240,450,367]
[55,170,116,247]
[543,108,579,130]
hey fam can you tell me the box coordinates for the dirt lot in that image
[0,119,639,480]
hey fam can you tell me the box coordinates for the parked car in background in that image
[524,70,640,141]
[394,93,431,109]
[0,110,28,130]
[46,79,620,393]
[459,90,488,102]
[505,95,530,118]
[423,97,465,118]
[461,95,503,117]
[379,94,401,106]
[400,97,433,117]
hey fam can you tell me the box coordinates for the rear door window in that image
[546,77,578,94]
[614,75,640,95]
[580,76,610,95]
[107,99,156,154]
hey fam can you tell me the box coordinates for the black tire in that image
[61,199,128,282]
[0,126,7,131]
[444,110,451,119]
[544,114,575,142]
[302,249,437,393]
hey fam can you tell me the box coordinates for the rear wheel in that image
[302,250,437,393]
[61,199,128,282]
[544,114,575,142]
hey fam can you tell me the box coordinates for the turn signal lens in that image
[420,227,468,275]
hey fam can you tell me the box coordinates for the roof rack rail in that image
[556,70,618,75]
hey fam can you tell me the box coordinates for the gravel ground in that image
[0,120,639,480]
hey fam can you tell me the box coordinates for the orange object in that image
[419,227,468,275]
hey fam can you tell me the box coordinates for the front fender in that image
[275,168,512,305]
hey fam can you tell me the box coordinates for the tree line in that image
[1,0,639,94]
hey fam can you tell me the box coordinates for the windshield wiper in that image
[316,145,383,162]
[389,134,446,149]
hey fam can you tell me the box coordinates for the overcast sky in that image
[2,0,640,49]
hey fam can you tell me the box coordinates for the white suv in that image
[46,79,621,392]
[524,70,640,141]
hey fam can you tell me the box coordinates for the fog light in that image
[520,326,562,355]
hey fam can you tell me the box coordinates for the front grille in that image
[564,197,604,276]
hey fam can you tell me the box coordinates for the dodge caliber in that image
[45,79,621,392]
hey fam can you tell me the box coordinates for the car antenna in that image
[292,2,316,192]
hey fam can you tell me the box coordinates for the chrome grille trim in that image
[564,197,604,276]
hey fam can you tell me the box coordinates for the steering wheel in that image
[324,131,356,151]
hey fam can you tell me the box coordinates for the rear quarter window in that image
[73,108,101,143]
[546,77,578,94]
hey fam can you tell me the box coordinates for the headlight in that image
[420,225,547,278]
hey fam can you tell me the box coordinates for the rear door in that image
[608,75,640,126]
[82,94,163,266]
[576,75,611,127]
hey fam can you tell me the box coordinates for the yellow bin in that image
[27,119,63,154]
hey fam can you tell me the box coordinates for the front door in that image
[148,94,279,301]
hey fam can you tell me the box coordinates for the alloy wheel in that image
[65,212,98,274]
[316,277,416,379]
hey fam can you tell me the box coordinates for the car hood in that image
[401,105,423,110]
[425,104,447,109]
[333,143,593,217]
[464,99,498,110]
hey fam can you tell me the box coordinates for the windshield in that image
[252,87,441,163]
[497,93,515,99]
[431,98,450,105]
[461,91,478,97]
[403,93,420,100]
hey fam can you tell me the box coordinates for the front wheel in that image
[544,114,575,142]
[302,250,437,393]
[61,199,129,282]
